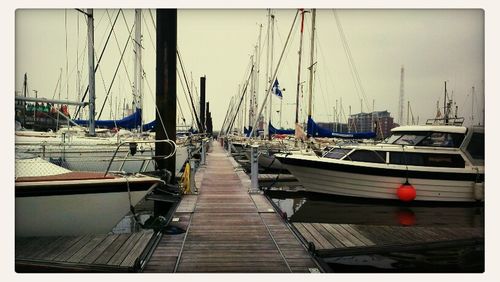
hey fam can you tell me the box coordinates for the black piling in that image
[206,102,213,135]
[155,9,177,215]
[200,76,206,133]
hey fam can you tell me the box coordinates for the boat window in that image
[418,132,464,148]
[324,148,351,159]
[393,133,428,145]
[347,150,386,163]
[466,132,484,160]
[390,152,465,168]
[383,133,402,144]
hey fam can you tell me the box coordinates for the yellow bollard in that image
[181,162,191,194]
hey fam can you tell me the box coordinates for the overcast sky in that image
[15,9,484,131]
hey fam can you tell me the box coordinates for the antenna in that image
[398,66,405,125]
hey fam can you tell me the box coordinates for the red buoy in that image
[397,183,416,202]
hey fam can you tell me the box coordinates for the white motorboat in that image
[15,154,163,236]
[276,125,484,202]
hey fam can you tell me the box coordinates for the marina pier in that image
[144,141,319,272]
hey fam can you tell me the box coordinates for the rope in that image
[332,10,370,110]
[124,174,145,228]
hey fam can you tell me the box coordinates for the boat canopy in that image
[307,117,376,139]
[74,109,142,130]
[244,126,263,137]
[268,122,295,135]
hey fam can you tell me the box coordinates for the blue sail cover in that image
[244,126,263,137]
[268,122,295,135]
[307,117,376,139]
[143,120,198,135]
[74,109,142,130]
[142,119,156,131]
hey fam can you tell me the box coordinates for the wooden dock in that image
[292,222,484,257]
[144,141,320,273]
[15,230,155,272]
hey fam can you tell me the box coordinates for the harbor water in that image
[267,188,484,273]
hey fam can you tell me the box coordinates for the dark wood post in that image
[155,9,177,214]
[200,76,206,133]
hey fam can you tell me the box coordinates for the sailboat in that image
[15,152,162,236]
[15,9,190,176]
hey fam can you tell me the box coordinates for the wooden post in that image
[200,76,206,133]
[155,9,177,214]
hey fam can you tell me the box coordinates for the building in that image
[316,122,349,133]
[348,110,395,139]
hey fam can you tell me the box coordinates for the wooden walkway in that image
[144,141,319,273]
[16,230,155,272]
[292,223,484,257]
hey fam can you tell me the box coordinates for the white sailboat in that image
[15,153,162,236]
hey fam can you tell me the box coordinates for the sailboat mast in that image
[270,14,277,130]
[255,24,262,136]
[267,12,275,139]
[134,9,143,132]
[407,100,410,126]
[249,54,255,131]
[264,10,271,139]
[444,81,448,124]
[307,9,316,122]
[87,8,96,136]
[471,86,475,125]
[295,9,306,124]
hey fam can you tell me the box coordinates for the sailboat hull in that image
[15,176,158,236]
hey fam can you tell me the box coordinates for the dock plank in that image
[54,234,94,262]
[121,231,154,267]
[93,234,130,265]
[80,234,120,264]
[107,232,143,266]
[67,234,107,263]
[145,141,317,273]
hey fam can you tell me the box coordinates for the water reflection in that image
[267,190,484,272]
[269,191,484,228]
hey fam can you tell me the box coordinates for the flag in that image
[272,79,283,99]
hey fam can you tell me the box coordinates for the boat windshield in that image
[383,133,403,144]
[418,132,464,148]
[385,131,464,148]
[324,148,351,159]
[393,133,428,145]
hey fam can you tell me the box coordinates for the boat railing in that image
[425,117,465,126]
[104,139,177,177]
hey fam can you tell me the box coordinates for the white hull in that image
[16,189,150,237]
[284,164,481,202]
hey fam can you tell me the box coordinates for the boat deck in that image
[15,230,155,272]
[144,141,320,273]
